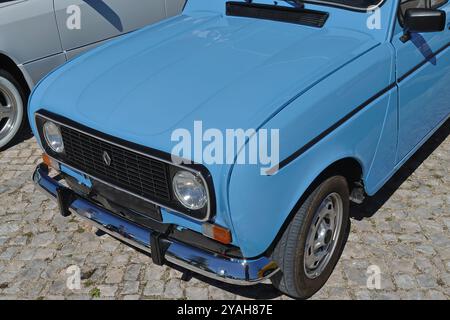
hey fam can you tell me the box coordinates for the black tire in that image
[0,69,28,150]
[271,176,350,299]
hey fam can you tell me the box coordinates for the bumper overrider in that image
[33,163,279,285]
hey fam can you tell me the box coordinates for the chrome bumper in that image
[33,164,279,285]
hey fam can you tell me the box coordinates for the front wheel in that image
[271,176,350,299]
[0,70,27,150]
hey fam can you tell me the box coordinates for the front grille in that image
[60,126,171,203]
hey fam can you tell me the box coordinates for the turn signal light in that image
[202,223,232,245]
[42,153,59,170]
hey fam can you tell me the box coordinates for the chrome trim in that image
[35,111,212,222]
[33,165,279,285]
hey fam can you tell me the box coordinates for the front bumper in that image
[33,164,279,285]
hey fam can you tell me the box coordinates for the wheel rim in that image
[304,192,343,279]
[0,78,20,146]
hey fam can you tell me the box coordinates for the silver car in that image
[0,0,185,149]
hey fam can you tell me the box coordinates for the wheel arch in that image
[263,157,363,258]
[0,53,31,95]
[319,157,364,189]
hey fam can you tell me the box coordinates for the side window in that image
[399,0,448,24]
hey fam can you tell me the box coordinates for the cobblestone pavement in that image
[0,121,449,300]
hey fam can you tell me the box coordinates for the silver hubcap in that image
[0,78,21,147]
[304,193,343,279]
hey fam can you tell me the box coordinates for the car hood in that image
[32,11,378,159]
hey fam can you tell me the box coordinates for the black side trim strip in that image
[225,1,329,28]
[266,83,397,175]
[398,42,450,83]
[268,41,450,175]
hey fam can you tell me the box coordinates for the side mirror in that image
[404,8,446,33]
[401,8,446,42]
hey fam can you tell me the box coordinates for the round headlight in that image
[43,121,64,153]
[172,170,207,210]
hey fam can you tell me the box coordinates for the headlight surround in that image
[43,121,64,153]
[35,111,215,221]
[172,170,208,210]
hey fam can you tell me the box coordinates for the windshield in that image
[282,0,385,11]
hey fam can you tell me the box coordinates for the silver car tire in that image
[0,70,25,150]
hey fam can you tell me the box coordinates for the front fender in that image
[228,43,397,258]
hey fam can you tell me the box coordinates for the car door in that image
[166,0,186,16]
[53,0,169,60]
[392,0,450,162]
[0,0,65,85]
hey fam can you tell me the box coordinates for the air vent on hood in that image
[226,1,329,28]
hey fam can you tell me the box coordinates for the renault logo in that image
[103,151,112,166]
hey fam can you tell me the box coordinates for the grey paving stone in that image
[185,286,209,300]
[31,232,55,247]
[124,264,142,281]
[425,290,447,300]
[0,247,18,260]
[394,274,417,290]
[0,223,21,236]
[163,279,184,299]
[123,295,141,300]
[327,287,352,300]
[143,280,164,297]
[354,290,372,300]
[121,281,140,295]
[401,290,424,300]
[144,265,166,281]
[416,274,438,289]
[105,268,124,284]
[97,285,118,297]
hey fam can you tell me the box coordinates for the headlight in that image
[43,121,64,153]
[172,170,208,210]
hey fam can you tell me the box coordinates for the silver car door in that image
[53,0,169,60]
[0,0,65,85]
[165,0,186,17]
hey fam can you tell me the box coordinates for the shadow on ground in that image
[168,262,284,299]
[0,127,33,152]
[351,118,449,220]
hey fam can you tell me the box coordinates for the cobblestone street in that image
[0,121,449,300]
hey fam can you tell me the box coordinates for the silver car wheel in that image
[304,192,343,279]
[0,76,23,149]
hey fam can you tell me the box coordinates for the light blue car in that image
[29,0,449,298]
